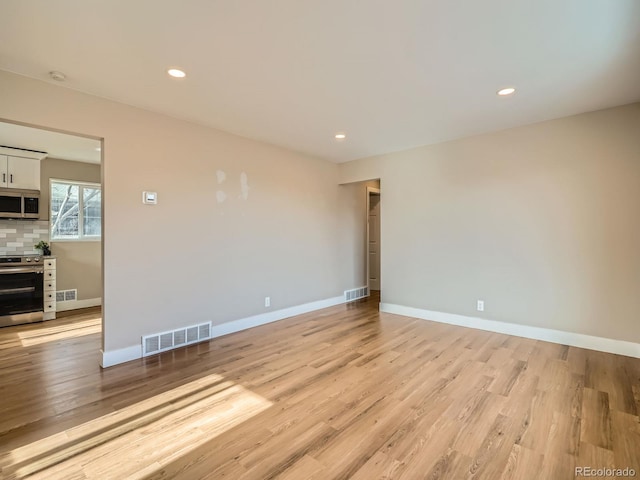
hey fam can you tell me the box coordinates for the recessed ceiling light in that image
[49,71,66,82]
[167,68,186,78]
[497,87,516,96]
[95,147,101,152]
[335,133,346,140]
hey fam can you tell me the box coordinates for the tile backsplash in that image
[0,220,50,255]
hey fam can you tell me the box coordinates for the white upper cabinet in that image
[0,155,7,188]
[0,155,41,190]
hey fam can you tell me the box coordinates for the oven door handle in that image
[0,286,36,295]
[0,267,42,274]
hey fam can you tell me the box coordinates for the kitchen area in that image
[0,122,102,329]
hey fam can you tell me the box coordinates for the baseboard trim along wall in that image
[100,294,347,368]
[57,297,102,312]
[100,345,142,368]
[380,303,640,359]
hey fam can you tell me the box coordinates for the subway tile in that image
[0,220,50,255]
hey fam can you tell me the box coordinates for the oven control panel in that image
[0,256,43,265]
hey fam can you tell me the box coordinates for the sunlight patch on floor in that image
[17,318,101,347]
[1,373,272,479]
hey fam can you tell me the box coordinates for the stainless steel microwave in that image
[0,188,40,219]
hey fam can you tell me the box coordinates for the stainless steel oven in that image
[0,256,44,327]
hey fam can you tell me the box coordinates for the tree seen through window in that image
[50,181,101,240]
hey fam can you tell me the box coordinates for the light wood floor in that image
[0,296,639,479]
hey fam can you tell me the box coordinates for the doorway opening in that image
[0,119,104,349]
[366,185,381,300]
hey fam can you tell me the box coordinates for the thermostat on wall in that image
[142,191,157,204]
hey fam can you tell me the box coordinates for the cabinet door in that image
[7,156,40,190]
[0,155,7,188]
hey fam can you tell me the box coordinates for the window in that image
[50,180,101,240]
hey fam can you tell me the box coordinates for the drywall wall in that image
[339,103,640,344]
[0,70,365,356]
[50,242,101,301]
[40,157,102,302]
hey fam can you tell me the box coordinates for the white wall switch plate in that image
[143,191,157,204]
[265,296,270,307]
[477,300,484,312]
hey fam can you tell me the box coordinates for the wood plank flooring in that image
[0,296,639,479]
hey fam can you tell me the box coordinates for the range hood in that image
[0,145,48,161]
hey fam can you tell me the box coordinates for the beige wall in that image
[0,70,366,353]
[49,242,102,300]
[40,157,102,301]
[339,103,640,344]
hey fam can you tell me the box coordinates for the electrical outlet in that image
[265,296,271,308]
[477,300,484,312]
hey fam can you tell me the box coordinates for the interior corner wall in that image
[339,103,640,344]
[0,70,363,355]
[40,157,102,301]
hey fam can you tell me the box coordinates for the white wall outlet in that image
[142,191,157,204]
[477,300,484,312]
[264,296,271,308]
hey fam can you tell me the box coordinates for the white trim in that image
[50,237,101,243]
[380,303,640,359]
[100,294,346,368]
[209,295,344,338]
[56,297,102,312]
[100,344,142,368]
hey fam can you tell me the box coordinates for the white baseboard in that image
[100,294,346,368]
[208,295,345,339]
[57,297,102,312]
[100,344,142,368]
[380,303,640,359]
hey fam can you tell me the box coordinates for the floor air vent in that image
[344,286,369,302]
[142,321,213,357]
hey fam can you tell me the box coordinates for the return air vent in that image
[142,321,213,357]
[344,286,369,302]
[56,289,77,302]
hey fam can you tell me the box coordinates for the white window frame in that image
[49,179,102,242]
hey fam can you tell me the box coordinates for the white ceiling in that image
[0,122,101,164]
[0,0,639,163]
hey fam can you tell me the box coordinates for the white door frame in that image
[366,186,381,292]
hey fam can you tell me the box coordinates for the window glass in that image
[51,183,79,239]
[50,181,101,240]
[83,188,101,237]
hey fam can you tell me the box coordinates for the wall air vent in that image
[344,286,369,302]
[56,289,77,302]
[142,321,213,357]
